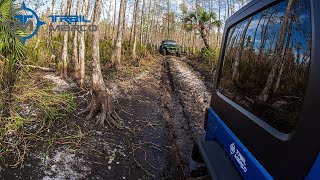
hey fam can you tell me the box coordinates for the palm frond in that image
[0,0,26,60]
[0,0,11,21]
[212,20,223,28]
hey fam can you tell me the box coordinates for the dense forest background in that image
[0,0,252,169]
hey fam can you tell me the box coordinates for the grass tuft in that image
[0,72,81,168]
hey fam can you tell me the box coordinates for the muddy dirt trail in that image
[160,56,211,179]
[0,56,211,180]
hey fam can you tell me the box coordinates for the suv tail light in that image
[204,108,209,130]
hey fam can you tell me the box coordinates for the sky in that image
[17,0,250,24]
[228,0,311,64]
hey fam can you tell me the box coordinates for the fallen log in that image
[25,65,56,72]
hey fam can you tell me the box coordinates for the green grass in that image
[196,47,220,72]
[0,72,81,168]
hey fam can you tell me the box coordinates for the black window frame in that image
[210,0,320,178]
[214,0,313,139]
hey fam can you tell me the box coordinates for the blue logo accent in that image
[205,108,273,180]
[18,2,46,44]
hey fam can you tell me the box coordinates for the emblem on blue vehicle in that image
[230,143,236,154]
[230,142,248,173]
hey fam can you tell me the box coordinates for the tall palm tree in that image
[184,7,222,49]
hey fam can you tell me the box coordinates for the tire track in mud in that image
[167,58,210,141]
[160,58,192,179]
[161,58,198,179]
[160,56,210,179]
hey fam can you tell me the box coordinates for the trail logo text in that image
[1,2,97,44]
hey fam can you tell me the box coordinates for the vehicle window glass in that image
[219,0,312,133]
[164,41,177,45]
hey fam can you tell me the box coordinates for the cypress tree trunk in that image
[61,0,72,79]
[111,0,126,70]
[232,16,253,81]
[257,11,274,62]
[112,0,117,39]
[132,0,139,58]
[140,0,145,46]
[72,0,81,80]
[80,0,122,128]
[274,9,294,93]
[79,0,90,89]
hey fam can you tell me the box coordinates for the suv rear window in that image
[218,0,312,133]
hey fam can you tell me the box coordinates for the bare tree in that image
[167,0,170,39]
[258,0,294,103]
[274,8,294,93]
[79,0,90,89]
[257,11,275,62]
[144,0,152,45]
[111,0,126,69]
[140,0,145,46]
[122,0,128,39]
[87,0,91,17]
[192,31,196,54]
[232,17,253,81]
[227,0,230,18]
[105,0,112,39]
[251,12,265,52]
[80,0,122,127]
[217,0,222,45]
[132,0,139,58]
[61,0,72,79]
[72,0,81,80]
[47,0,55,50]
[112,0,117,39]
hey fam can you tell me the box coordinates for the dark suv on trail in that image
[159,40,180,57]
[190,0,320,180]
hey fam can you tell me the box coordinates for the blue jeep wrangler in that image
[190,0,320,179]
